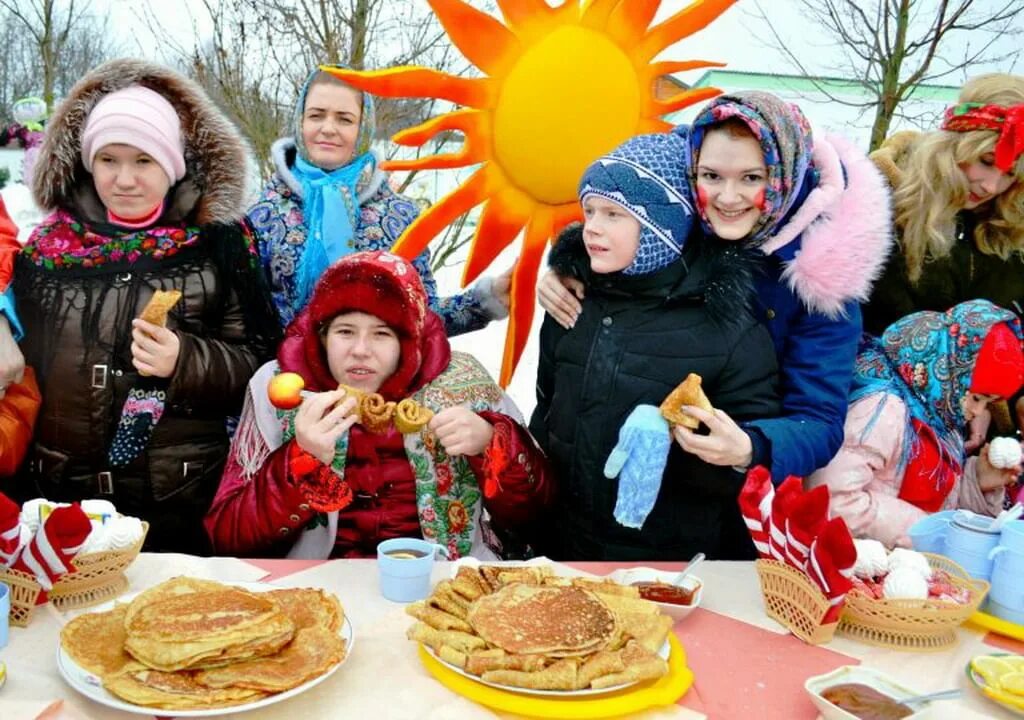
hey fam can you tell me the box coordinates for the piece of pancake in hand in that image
[193,626,346,693]
[61,604,132,677]
[103,662,267,710]
[138,289,183,327]
[659,373,713,429]
[467,584,616,657]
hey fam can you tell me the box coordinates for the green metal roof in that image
[688,69,960,101]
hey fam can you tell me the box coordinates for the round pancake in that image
[61,605,132,677]
[266,588,343,632]
[467,584,616,656]
[123,577,225,628]
[194,626,347,692]
[103,662,266,709]
[126,587,284,641]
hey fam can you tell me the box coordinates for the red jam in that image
[632,581,697,606]
[820,683,914,720]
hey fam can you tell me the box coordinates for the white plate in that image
[424,638,671,697]
[57,582,354,717]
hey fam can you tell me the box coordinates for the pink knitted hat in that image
[80,85,186,183]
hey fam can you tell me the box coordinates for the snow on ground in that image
[2,180,544,419]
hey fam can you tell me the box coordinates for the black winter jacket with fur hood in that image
[9,59,278,555]
[529,225,780,561]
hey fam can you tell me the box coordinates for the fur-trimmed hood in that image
[33,58,249,225]
[269,137,387,205]
[759,133,894,319]
[869,130,920,191]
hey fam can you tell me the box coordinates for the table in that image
[0,555,1017,720]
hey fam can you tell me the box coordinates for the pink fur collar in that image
[761,134,893,319]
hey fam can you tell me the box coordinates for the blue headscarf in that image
[851,300,1023,474]
[577,133,694,276]
[292,66,377,314]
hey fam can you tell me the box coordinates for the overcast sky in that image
[96,0,1021,85]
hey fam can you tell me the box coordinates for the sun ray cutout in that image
[327,0,735,386]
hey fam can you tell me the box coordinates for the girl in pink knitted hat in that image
[3,59,279,554]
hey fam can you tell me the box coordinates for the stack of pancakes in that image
[60,577,347,710]
[407,565,672,691]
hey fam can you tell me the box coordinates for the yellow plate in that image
[418,633,693,719]
[968,610,1024,643]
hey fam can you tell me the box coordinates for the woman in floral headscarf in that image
[246,66,512,334]
[808,300,1024,548]
[538,91,893,482]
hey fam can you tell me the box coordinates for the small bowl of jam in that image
[609,567,703,622]
[805,666,933,719]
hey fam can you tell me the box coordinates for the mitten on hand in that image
[738,466,774,558]
[0,491,23,567]
[12,503,91,589]
[785,484,829,569]
[604,405,671,530]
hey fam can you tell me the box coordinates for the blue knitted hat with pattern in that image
[578,132,694,275]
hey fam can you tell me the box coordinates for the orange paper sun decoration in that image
[328,0,735,386]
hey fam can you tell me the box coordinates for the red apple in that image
[268,372,305,410]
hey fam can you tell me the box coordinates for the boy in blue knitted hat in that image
[528,132,781,561]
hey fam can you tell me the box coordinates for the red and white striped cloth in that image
[806,517,857,624]
[0,491,23,567]
[785,485,830,569]
[738,466,774,558]
[739,467,857,627]
[11,503,91,590]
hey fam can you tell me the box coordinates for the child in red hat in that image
[808,300,1024,547]
[205,251,552,560]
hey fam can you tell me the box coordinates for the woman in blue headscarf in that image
[247,66,511,333]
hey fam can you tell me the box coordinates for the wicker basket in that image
[838,552,988,651]
[0,521,148,626]
[755,558,838,645]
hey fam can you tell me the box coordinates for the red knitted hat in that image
[302,251,428,399]
[971,322,1024,399]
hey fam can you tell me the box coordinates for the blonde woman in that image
[864,73,1024,336]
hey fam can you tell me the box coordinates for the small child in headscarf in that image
[807,300,1024,548]
[529,132,781,561]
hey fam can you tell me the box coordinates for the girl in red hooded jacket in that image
[205,250,552,559]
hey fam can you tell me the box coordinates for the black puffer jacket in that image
[529,226,780,561]
[8,60,279,554]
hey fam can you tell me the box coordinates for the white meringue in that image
[990,437,1023,470]
[882,566,930,599]
[887,548,932,579]
[852,538,889,579]
[100,516,144,551]
[79,499,117,521]
[79,520,107,555]
[19,498,50,535]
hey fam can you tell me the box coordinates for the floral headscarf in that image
[689,91,815,246]
[851,300,1024,472]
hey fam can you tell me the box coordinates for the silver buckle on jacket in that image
[97,471,114,494]
[183,461,203,479]
[91,364,108,389]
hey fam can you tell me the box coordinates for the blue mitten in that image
[604,405,671,530]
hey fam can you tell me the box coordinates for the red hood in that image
[278,308,451,400]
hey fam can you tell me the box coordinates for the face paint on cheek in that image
[754,188,766,211]
[697,186,710,212]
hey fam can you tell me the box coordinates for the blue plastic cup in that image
[377,538,449,603]
[0,582,9,649]
[989,545,1024,609]
[1001,520,1024,555]
[944,512,1001,580]
[908,510,956,554]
